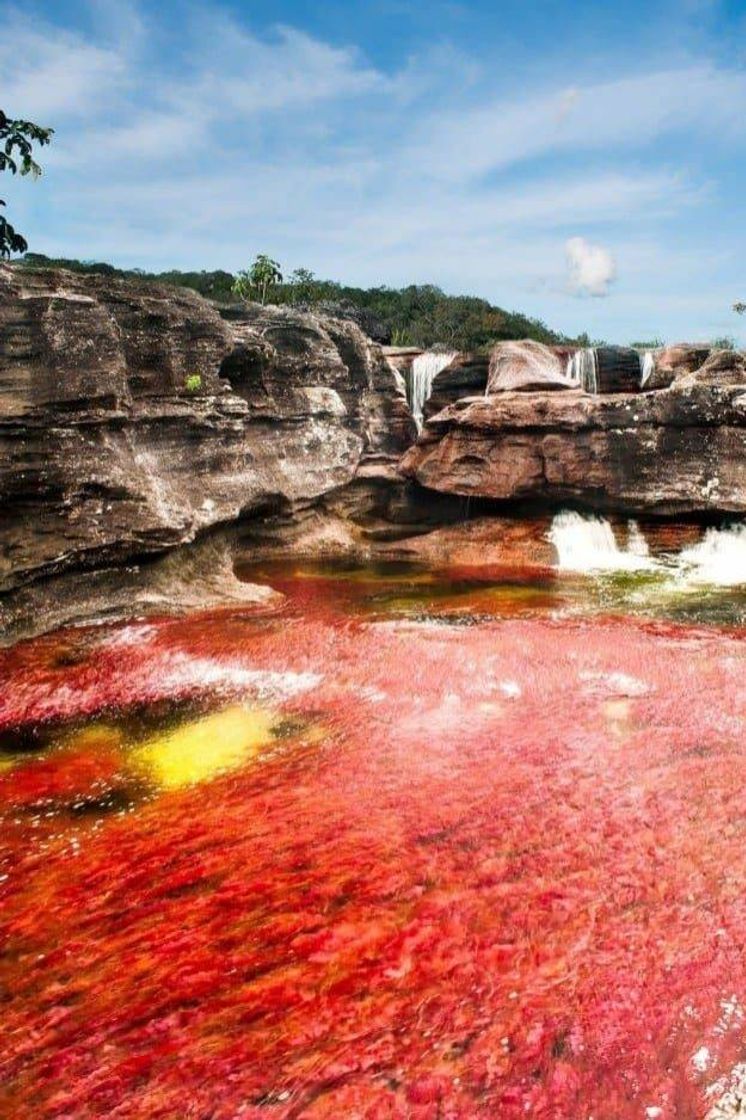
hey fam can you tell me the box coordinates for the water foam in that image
[157,655,322,700]
[550,510,746,588]
[679,524,746,586]
[549,511,654,573]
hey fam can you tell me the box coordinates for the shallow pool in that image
[2,561,746,1118]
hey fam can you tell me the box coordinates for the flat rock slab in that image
[400,386,746,515]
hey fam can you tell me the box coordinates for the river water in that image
[3,552,746,1118]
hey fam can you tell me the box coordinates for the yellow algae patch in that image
[130,705,276,790]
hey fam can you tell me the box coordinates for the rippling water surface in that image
[3,560,746,1118]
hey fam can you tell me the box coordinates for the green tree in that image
[232,254,283,305]
[288,267,319,304]
[0,110,54,259]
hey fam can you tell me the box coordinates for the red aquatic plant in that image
[1,571,746,1118]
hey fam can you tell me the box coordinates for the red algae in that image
[2,566,746,1118]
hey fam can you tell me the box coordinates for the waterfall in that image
[679,524,746,585]
[567,349,598,393]
[640,350,656,388]
[409,351,457,431]
[551,513,746,584]
[549,511,653,573]
[627,521,650,558]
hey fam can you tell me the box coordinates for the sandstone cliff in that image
[0,265,414,593]
[5,267,746,621]
[401,385,746,515]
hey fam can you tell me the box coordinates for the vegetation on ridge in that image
[17,252,572,350]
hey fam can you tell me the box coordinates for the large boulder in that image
[0,265,413,593]
[425,352,489,417]
[640,344,712,392]
[400,385,746,515]
[658,343,711,378]
[487,340,575,393]
[217,303,414,464]
[0,264,232,412]
[677,348,746,387]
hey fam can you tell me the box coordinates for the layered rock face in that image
[401,383,746,515]
[0,265,413,592]
[217,303,413,481]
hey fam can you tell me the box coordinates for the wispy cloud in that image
[408,67,746,182]
[0,17,127,120]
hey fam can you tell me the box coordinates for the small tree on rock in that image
[233,254,283,305]
[0,109,54,259]
[289,267,319,305]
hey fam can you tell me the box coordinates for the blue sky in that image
[2,0,746,343]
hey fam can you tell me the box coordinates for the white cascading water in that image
[627,521,651,558]
[640,350,656,388]
[549,511,654,573]
[409,351,457,430]
[678,524,746,585]
[550,512,746,584]
[566,349,598,393]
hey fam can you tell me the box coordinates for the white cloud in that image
[186,21,385,116]
[565,237,617,298]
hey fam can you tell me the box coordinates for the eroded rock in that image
[657,343,711,379]
[678,348,746,387]
[0,265,413,593]
[487,340,575,393]
[401,385,746,515]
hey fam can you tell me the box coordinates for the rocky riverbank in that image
[2,263,746,640]
[0,263,413,590]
